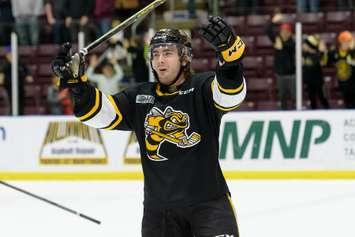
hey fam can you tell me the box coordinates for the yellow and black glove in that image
[200,16,246,63]
[51,42,87,89]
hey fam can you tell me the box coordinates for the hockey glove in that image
[199,16,246,63]
[51,42,87,89]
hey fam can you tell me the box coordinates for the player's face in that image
[151,44,183,85]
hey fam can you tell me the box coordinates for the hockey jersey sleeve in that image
[209,61,247,112]
[71,83,135,131]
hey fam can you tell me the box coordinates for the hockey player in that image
[52,16,246,237]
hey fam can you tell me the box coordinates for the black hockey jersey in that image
[73,63,246,208]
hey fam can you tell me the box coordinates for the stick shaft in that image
[0,181,101,225]
[81,0,166,55]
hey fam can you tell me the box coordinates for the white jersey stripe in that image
[82,94,117,128]
[212,76,247,109]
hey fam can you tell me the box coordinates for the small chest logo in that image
[136,95,155,104]
[144,106,201,161]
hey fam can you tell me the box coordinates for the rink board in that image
[1,110,355,179]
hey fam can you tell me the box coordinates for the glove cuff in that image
[59,75,88,89]
[220,36,246,63]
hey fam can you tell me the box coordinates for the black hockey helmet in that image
[149,29,192,62]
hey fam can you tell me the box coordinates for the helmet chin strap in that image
[153,64,187,92]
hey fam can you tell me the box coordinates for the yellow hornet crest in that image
[144,106,201,161]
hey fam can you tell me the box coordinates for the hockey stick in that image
[80,0,166,56]
[0,181,101,225]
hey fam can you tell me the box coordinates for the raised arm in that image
[51,43,133,130]
[200,16,247,112]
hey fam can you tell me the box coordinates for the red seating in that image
[191,58,210,72]
[281,13,296,23]
[225,16,245,35]
[325,11,352,32]
[24,84,41,106]
[255,35,273,55]
[18,46,37,63]
[246,77,274,101]
[38,63,52,77]
[264,55,274,76]
[256,100,280,111]
[27,64,37,78]
[319,32,337,47]
[242,56,264,77]
[24,105,46,115]
[37,44,60,56]
[296,12,324,34]
[238,101,256,111]
[246,14,270,35]
[191,37,214,58]
[241,36,255,55]
[0,87,10,115]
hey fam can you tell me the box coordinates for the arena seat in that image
[241,36,255,55]
[225,16,245,35]
[296,12,324,34]
[24,105,46,115]
[256,100,280,111]
[280,13,296,23]
[37,44,59,63]
[191,58,209,72]
[247,77,274,100]
[18,46,37,63]
[246,14,271,35]
[255,35,273,55]
[264,55,274,76]
[242,56,264,77]
[325,11,352,32]
[38,63,53,77]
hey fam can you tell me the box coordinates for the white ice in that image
[1,180,355,237]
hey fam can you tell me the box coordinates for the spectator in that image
[58,88,73,115]
[266,12,295,110]
[0,47,34,115]
[11,0,43,46]
[297,0,320,13]
[327,31,355,108]
[93,0,115,36]
[63,0,98,44]
[86,54,124,94]
[44,0,68,44]
[302,35,329,109]
[127,34,149,83]
[105,39,128,63]
[0,0,14,46]
[47,75,62,114]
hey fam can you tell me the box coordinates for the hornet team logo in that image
[144,106,201,161]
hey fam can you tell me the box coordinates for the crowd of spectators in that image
[0,0,355,115]
[0,0,141,46]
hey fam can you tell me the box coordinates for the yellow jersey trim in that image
[215,79,244,95]
[156,84,179,96]
[105,95,123,130]
[214,103,241,112]
[78,88,100,121]
[2,171,355,180]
